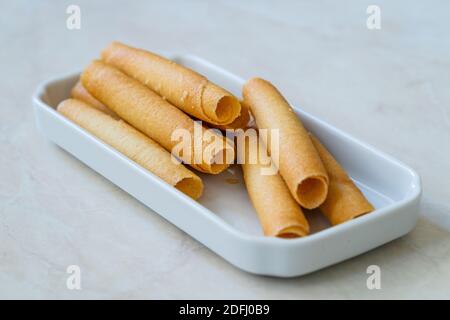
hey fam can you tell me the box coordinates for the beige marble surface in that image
[1,0,450,299]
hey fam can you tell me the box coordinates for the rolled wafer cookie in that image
[310,134,374,225]
[101,41,241,126]
[243,78,328,209]
[240,133,309,238]
[81,60,234,174]
[71,80,118,119]
[57,99,203,200]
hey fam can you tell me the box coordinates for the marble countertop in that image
[1,0,449,299]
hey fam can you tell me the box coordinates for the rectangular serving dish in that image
[33,53,421,277]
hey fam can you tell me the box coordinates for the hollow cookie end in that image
[276,225,309,238]
[174,176,204,200]
[202,84,241,125]
[295,176,329,209]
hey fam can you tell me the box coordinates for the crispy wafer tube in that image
[310,135,374,225]
[101,41,241,126]
[81,61,234,174]
[240,136,309,238]
[243,78,328,209]
[57,99,203,199]
[71,80,118,119]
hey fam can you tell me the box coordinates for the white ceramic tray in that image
[33,53,421,277]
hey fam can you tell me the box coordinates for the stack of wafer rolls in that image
[241,77,373,232]
[57,41,374,239]
[310,134,374,225]
[101,42,241,126]
[81,60,234,175]
[58,99,203,200]
[243,78,329,209]
[239,133,309,238]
